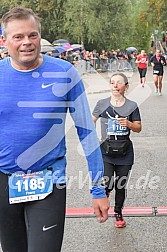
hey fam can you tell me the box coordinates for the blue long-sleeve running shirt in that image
[0,55,106,198]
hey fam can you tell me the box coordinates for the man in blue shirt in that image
[0,7,109,252]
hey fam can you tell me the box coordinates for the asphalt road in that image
[62,66,167,252]
[0,66,167,252]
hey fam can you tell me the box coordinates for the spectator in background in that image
[165,33,167,49]
[100,49,108,72]
[0,47,8,59]
[45,51,53,57]
[107,50,115,62]
[66,51,75,64]
[147,51,154,66]
[161,31,166,52]
[58,52,67,60]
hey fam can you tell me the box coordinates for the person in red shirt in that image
[136,50,148,87]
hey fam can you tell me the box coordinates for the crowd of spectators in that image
[53,48,138,72]
[1,43,166,74]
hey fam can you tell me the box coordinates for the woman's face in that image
[156,50,161,57]
[110,75,128,97]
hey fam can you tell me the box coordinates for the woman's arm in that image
[118,118,142,133]
[127,120,142,133]
[92,115,98,126]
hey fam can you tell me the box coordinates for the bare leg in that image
[142,77,146,86]
[153,74,158,93]
[158,76,163,95]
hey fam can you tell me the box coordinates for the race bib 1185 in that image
[8,168,53,204]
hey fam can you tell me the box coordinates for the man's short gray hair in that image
[1,7,41,36]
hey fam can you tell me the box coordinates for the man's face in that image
[2,17,41,70]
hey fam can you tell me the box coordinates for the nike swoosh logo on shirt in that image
[41,83,56,88]
[42,224,57,231]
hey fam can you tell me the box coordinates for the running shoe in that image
[154,89,158,94]
[114,213,126,228]
[159,92,162,96]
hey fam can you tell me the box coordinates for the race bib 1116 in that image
[107,118,128,136]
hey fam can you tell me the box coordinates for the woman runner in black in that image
[150,50,166,95]
[92,73,142,228]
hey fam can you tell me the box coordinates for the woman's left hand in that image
[118,118,142,132]
[117,117,129,127]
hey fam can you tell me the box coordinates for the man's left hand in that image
[92,198,110,223]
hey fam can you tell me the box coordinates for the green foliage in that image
[146,0,167,31]
[0,0,166,51]
[64,0,132,51]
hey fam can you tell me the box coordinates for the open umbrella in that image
[64,43,72,50]
[52,39,69,45]
[41,38,52,46]
[40,45,55,53]
[52,46,66,57]
[126,47,137,52]
[71,44,83,50]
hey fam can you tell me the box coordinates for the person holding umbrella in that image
[126,47,137,70]
[126,47,137,53]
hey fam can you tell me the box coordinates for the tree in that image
[36,0,68,43]
[146,0,167,31]
[0,0,68,43]
[64,0,131,51]
[0,0,166,52]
